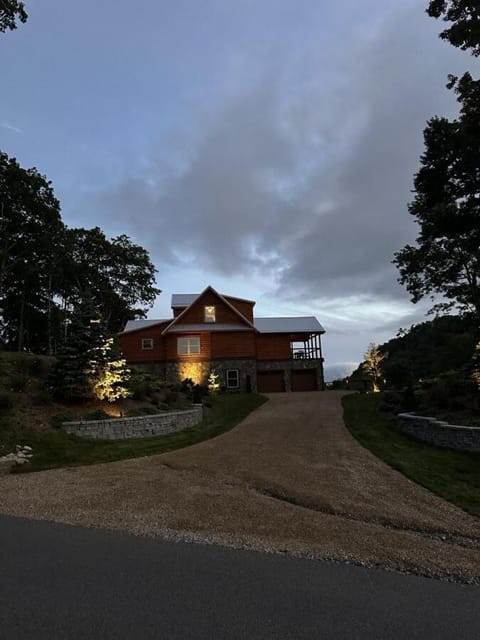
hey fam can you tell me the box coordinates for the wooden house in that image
[119,286,325,392]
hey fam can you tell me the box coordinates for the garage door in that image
[257,371,285,393]
[291,369,317,391]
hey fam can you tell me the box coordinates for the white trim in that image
[226,369,240,389]
[177,336,200,355]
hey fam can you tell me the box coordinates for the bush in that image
[29,390,53,406]
[0,392,14,412]
[124,406,162,417]
[50,410,77,429]
[84,409,111,421]
[28,358,50,377]
[9,373,29,392]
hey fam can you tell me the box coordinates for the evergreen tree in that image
[49,298,106,400]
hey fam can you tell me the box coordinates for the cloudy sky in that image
[1,0,478,376]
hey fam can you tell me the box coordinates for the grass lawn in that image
[342,393,480,518]
[2,393,267,474]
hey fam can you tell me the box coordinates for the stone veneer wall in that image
[165,359,257,392]
[395,413,480,452]
[63,405,203,440]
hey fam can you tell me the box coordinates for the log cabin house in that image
[119,286,325,392]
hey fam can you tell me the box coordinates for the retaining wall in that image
[63,405,203,440]
[395,413,480,452]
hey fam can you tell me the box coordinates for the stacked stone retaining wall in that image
[395,413,480,452]
[63,405,203,440]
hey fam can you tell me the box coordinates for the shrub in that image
[28,358,50,377]
[29,390,54,406]
[84,409,111,421]
[124,406,161,417]
[50,410,77,429]
[9,373,29,393]
[0,392,14,412]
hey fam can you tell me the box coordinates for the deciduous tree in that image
[0,0,27,33]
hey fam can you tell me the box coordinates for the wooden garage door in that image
[257,371,285,393]
[291,369,317,391]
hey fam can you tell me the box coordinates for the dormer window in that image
[204,305,216,323]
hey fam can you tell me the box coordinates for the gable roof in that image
[254,317,325,334]
[171,293,198,308]
[163,285,257,335]
[171,292,255,308]
[121,318,170,334]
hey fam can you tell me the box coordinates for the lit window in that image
[177,336,200,355]
[226,369,239,388]
[141,338,154,350]
[204,305,216,323]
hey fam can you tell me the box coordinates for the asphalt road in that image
[0,516,479,639]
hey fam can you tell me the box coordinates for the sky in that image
[1,0,478,379]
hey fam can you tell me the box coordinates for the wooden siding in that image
[176,290,250,326]
[223,296,254,323]
[256,334,291,360]
[173,307,187,318]
[165,333,212,360]
[119,323,169,362]
[211,332,256,358]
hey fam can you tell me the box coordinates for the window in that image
[204,305,216,323]
[141,338,154,350]
[226,369,239,389]
[177,336,200,355]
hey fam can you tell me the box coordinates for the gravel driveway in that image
[1,391,479,581]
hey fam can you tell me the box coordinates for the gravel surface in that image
[1,391,479,582]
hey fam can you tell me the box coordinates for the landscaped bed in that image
[1,394,266,473]
[342,393,480,517]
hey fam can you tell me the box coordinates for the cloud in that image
[97,2,476,312]
[1,121,23,134]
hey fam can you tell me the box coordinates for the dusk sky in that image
[1,0,478,378]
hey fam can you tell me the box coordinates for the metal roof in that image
[171,293,199,307]
[122,319,169,333]
[166,323,254,333]
[254,317,325,334]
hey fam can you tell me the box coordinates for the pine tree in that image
[49,298,106,400]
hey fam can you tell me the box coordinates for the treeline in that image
[345,315,478,391]
[0,151,160,354]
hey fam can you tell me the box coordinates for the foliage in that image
[0,152,160,353]
[8,371,28,392]
[471,340,480,389]
[393,73,480,319]
[128,368,170,401]
[0,392,13,411]
[348,315,477,394]
[85,337,130,402]
[0,151,64,352]
[427,0,480,56]
[60,227,160,334]
[6,394,267,473]
[84,409,112,421]
[50,410,77,429]
[207,369,221,394]
[362,343,385,392]
[343,393,480,517]
[0,0,27,33]
[49,298,105,400]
